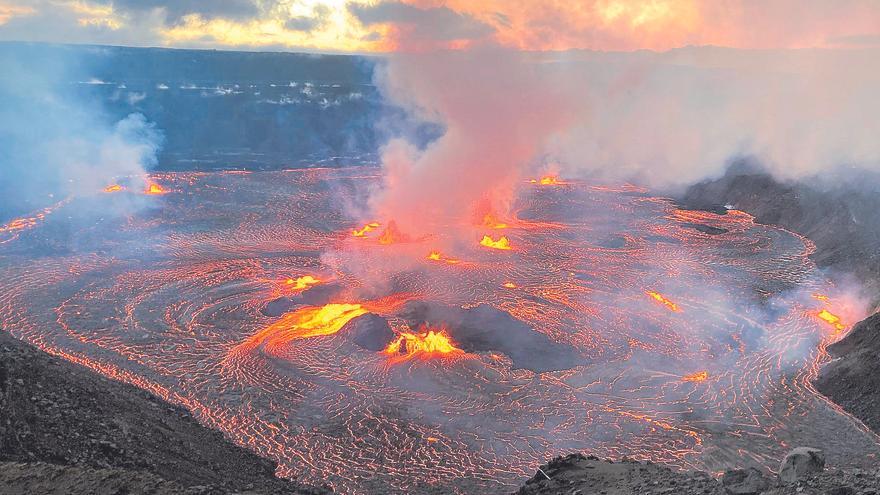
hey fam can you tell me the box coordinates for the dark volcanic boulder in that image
[399,301,582,372]
[815,312,880,433]
[339,313,395,351]
[263,297,299,317]
[297,283,344,306]
[778,447,825,483]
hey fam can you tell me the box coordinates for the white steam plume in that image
[370,45,880,228]
[0,46,163,219]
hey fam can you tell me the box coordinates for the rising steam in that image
[370,46,880,228]
[0,46,163,220]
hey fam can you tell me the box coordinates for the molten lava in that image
[378,221,404,245]
[426,251,460,264]
[250,303,368,346]
[502,281,517,289]
[531,175,563,186]
[145,182,167,195]
[646,291,681,312]
[816,309,846,331]
[483,213,508,229]
[352,222,380,237]
[480,235,511,250]
[284,275,320,291]
[103,184,124,193]
[384,326,462,362]
[681,371,709,382]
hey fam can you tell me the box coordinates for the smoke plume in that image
[368,49,578,235]
[370,45,880,229]
[0,45,163,221]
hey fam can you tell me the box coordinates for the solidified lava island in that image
[1,168,875,493]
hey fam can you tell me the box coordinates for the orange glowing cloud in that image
[0,4,34,25]
[6,0,880,52]
[388,0,880,51]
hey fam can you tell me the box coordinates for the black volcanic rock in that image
[0,332,326,495]
[815,312,880,433]
[515,453,724,495]
[513,452,880,495]
[682,222,729,235]
[261,283,345,317]
[340,313,396,351]
[681,162,880,297]
[722,467,770,495]
[298,283,344,305]
[263,296,300,317]
[399,301,582,372]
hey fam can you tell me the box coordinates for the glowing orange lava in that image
[103,184,123,193]
[483,213,508,229]
[531,175,563,186]
[502,281,517,289]
[2,218,33,232]
[480,235,511,250]
[284,275,320,291]
[646,291,681,312]
[384,326,462,363]
[816,309,846,331]
[378,221,404,245]
[247,303,368,349]
[352,222,380,237]
[681,371,709,382]
[145,182,167,195]
[426,251,460,264]
[812,293,830,301]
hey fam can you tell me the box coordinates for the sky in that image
[1,0,879,53]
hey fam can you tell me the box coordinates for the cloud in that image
[284,4,331,32]
[0,4,34,25]
[112,0,259,23]
[0,0,164,46]
[1,1,879,53]
[366,46,880,240]
[424,0,880,51]
[349,1,494,46]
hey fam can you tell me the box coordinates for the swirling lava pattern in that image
[0,168,877,494]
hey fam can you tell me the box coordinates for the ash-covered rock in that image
[815,312,880,433]
[515,450,880,495]
[515,453,724,495]
[778,447,825,484]
[399,301,582,372]
[0,462,194,495]
[723,467,770,494]
[680,161,880,297]
[0,331,328,495]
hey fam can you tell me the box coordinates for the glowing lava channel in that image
[646,290,681,312]
[247,303,367,350]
